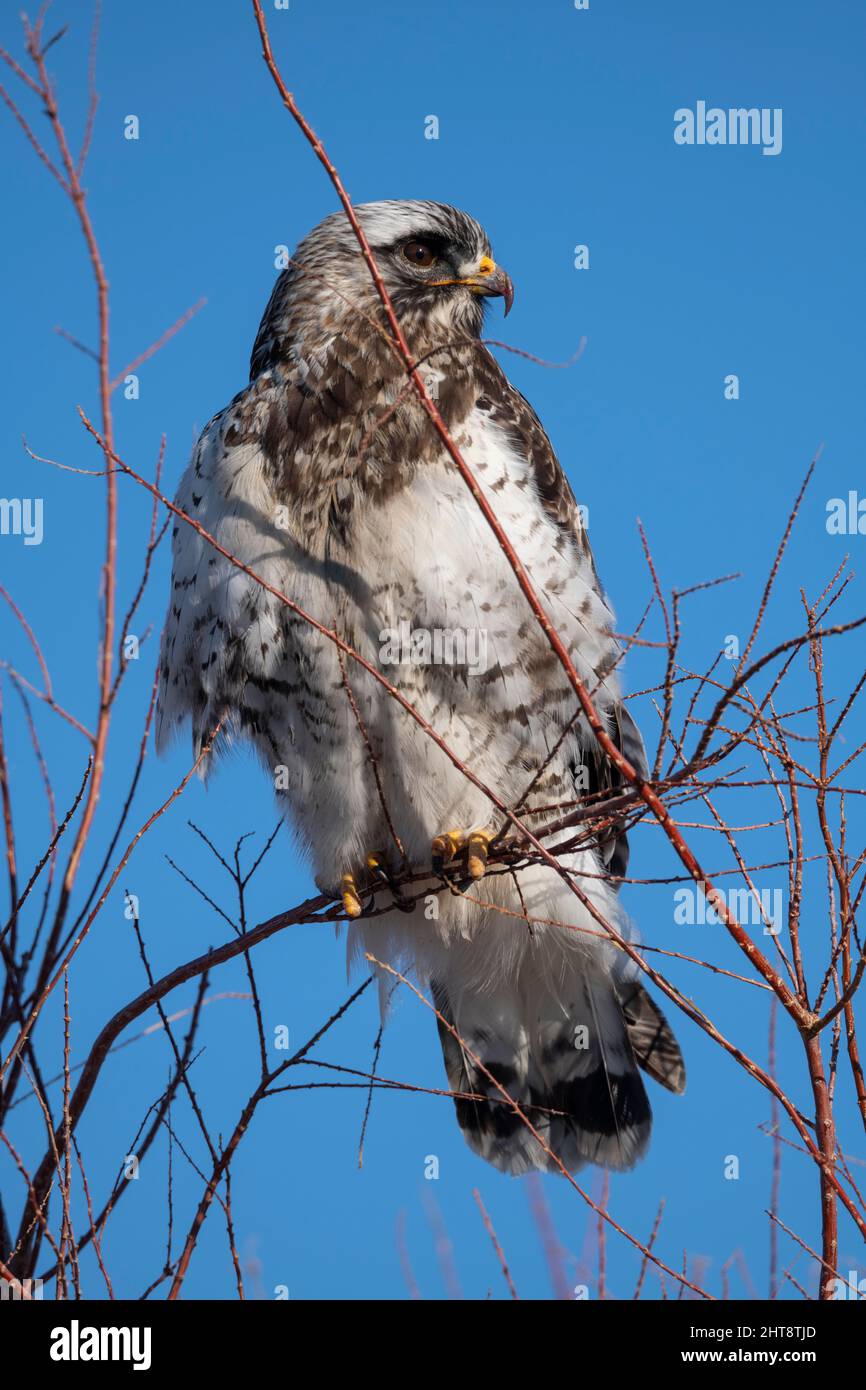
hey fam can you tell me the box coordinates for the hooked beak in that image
[429,254,515,315]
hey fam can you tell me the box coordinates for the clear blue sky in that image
[2,0,865,1299]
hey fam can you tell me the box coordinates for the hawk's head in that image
[343,200,513,322]
[252,200,512,377]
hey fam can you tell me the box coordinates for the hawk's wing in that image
[471,346,649,877]
[464,352,684,1096]
[155,373,293,761]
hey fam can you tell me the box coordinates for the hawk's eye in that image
[402,240,438,269]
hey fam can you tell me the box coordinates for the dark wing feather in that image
[472,348,649,883]
[618,980,687,1094]
[585,700,649,883]
[474,348,594,554]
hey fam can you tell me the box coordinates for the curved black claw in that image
[367,851,415,913]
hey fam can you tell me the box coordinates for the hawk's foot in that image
[340,872,364,919]
[340,851,414,918]
[431,830,462,876]
[466,831,491,879]
[431,830,492,886]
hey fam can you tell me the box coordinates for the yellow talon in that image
[366,851,392,887]
[340,872,363,919]
[466,831,491,879]
[432,831,461,873]
[431,829,492,880]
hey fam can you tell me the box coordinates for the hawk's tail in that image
[431,971,684,1175]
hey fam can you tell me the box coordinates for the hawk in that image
[157,200,685,1175]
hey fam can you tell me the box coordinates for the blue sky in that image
[2,0,865,1299]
